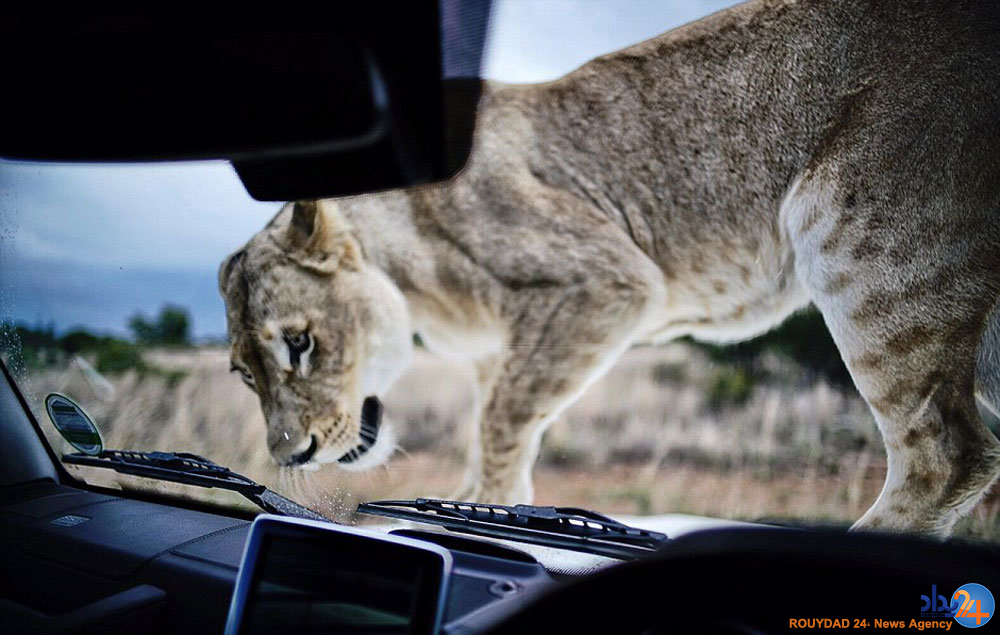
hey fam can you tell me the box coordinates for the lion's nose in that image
[272,434,318,466]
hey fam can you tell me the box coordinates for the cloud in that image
[0,161,279,271]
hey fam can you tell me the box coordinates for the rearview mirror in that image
[0,5,490,200]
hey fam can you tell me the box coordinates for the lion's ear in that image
[218,250,249,343]
[285,200,360,274]
[218,250,245,297]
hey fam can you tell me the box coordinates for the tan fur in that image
[221,0,1000,536]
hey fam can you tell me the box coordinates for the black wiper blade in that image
[63,449,327,522]
[65,450,262,493]
[357,498,669,560]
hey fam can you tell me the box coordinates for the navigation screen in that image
[232,523,450,635]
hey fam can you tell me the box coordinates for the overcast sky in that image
[484,0,736,82]
[0,0,739,338]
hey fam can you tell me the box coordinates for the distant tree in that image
[59,329,103,354]
[128,314,157,343]
[14,323,57,351]
[5,321,159,374]
[129,304,191,346]
[156,306,190,346]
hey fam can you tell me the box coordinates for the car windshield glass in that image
[1,0,997,541]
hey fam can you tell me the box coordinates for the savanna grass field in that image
[8,318,999,541]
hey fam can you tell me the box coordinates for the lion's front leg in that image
[463,279,661,505]
[451,356,501,502]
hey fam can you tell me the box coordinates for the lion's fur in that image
[222,0,1000,535]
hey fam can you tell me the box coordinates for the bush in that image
[59,329,121,355]
[688,306,854,389]
[5,307,197,378]
[1,323,62,369]
[706,366,755,410]
[96,340,146,374]
[762,309,853,387]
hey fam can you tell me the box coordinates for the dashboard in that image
[4,478,1000,635]
[0,480,560,635]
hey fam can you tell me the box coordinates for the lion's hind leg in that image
[783,170,1000,537]
[976,306,1000,420]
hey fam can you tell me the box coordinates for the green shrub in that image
[1,323,63,369]
[96,341,146,374]
[707,366,755,410]
[762,308,852,387]
[59,329,117,354]
[687,306,854,389]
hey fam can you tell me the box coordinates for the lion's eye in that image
[282,330,314,373]
[283,330,311,354]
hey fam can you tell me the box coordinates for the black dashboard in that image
[0,480,559,635]
[1,480,246,634]
[5,478,1000,635]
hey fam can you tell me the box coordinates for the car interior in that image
[1,6,998,635]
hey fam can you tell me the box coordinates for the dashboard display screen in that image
[226,517,451,635]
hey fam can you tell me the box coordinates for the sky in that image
[483,0,736,82]
[0,0,739,339]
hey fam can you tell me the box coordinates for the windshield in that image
[1,1,997,542]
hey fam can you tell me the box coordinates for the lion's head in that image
[219,200,412,470]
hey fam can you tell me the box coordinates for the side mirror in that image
[45,394,103,456]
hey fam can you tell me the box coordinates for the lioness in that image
[220,0,1000,536]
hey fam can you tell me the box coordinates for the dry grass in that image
[14,343,999,539]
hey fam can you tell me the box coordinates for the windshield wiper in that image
[357,498,668,560]
[63,449,328,522]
